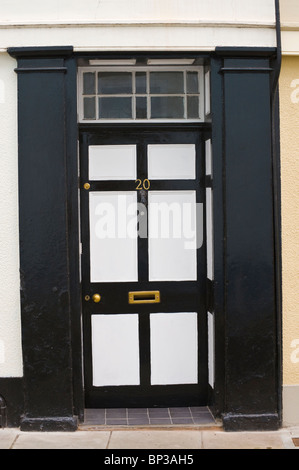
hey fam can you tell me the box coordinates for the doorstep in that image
[79,406,222,430]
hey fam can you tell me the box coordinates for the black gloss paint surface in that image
[2,47,281,431]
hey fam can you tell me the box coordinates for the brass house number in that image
[135,179,151,190]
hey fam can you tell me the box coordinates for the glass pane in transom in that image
[150,72,184,94]
[98,72,132,94]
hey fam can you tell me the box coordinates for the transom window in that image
[78,67,205,122]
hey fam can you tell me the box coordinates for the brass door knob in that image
[92,294,101,303]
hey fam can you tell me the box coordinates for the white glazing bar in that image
[147,70,151,119]
[183,70,187,119]
[132,71,136,119]
[95,71,99,119]
[79,66,205,123]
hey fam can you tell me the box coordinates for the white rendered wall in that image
[0,0,276,24]
[0,0,277,377]
[0,0,275,23]
[0,53,23,377]
[0,0,277,51]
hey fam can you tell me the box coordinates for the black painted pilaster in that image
[8,47,79,431]
[0,378,24,427]
[213,51,281,430]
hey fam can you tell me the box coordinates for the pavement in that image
[1,425,299,450]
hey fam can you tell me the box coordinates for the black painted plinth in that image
[0,378,24,427]
[20,416,78,432]
[222,413,280,432]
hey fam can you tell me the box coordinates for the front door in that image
[80,126,208,408]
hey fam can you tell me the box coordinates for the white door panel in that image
[89,191,138,282]
[148,190,197,281]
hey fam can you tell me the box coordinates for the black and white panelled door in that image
[80,127,208,407]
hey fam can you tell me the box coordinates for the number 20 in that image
[135,179,151,190]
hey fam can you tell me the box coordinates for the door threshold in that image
[80,406,222,429]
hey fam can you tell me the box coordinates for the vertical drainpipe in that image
[272,0,283,427]
[273,0,282,94]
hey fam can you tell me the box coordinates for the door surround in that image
[6,47,282,432]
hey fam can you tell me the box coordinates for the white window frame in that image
[78,66,205,124]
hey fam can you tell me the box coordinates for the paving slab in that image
[288,426,299,438]
[2,426,298,450]
[0,429,19,449]
[107,429,202,449]
[201,430,286,449]
[11,430,111,449]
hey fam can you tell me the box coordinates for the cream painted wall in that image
[281,0,299,55]
[280,0,299,25]
[0,53,23,377]
[279,56,299,386]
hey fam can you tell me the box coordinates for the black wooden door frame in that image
[6,46,282,431]
[79,125,209,408]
